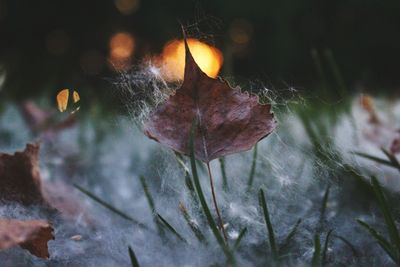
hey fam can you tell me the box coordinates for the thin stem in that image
[207,162,228,242]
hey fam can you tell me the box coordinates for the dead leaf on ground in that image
[359,94,380,124]
[42,180,93,223]
[0,144,91,223]
[0,219,54,259]
[144,37,276,162]
[19,101,77,138]
[391,131,400,154]
[0,143,46,205]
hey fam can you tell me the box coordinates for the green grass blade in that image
[259,188,278,260]
[319,185,330,229]
[311,49,328,95]
[321,230,333,266]
[297,112,326,159]
[311,233,321,267]
[156,213,187,243]
[279,219,302,253]
[381,148,400,172]
[128,246,141,267]
[370,176,400,253]
[352,151,398,169]
[189,119,235,263]
[175,152,190,173]
[357,219,397,262]
[233,227,248,250]
[247,144,258,189]
[175,153,196,192]
[139,176,165,236]
[219,157,228,191]
[139,176,156,213]
[175,153,201,213]
[333,234,359,257]
[179,202,206,243]
[324,49,348,98]
[74,184,148,230]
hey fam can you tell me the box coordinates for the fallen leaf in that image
[0,219,54,259]
[391,131,400,154]
[42,180,93,223]
[19,101,52,132]
[0,144,91,223]
[0,143,46,205]
[359,94,380,124]
[18,101,77,138]
[144,38,276,162]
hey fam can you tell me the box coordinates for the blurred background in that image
[1,0,400,108]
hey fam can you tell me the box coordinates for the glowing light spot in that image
[114,0,140,15]
[159,38,223,81]
[56,89,80,113]
[73,91,80,103]
[229,19,253,45]
[57,89,69,112]
[109,32,135,71]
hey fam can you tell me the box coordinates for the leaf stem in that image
[207,162,228,242]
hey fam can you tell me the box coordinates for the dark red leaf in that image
[144,38,276,162]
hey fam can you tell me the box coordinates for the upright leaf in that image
[144,36,276,163]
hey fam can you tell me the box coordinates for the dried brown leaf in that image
[0,219,54,258]
[391,131,400,154]
[0,144,91,223]
[18,101,77,138]
[144,38,276,162]
[0,143,46,205]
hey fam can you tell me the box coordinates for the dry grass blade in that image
[179,202,206,243]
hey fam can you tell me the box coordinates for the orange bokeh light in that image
[159,38,223,81]
[109,32,135,70]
